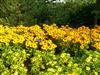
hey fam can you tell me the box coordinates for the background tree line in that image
[0,0,96,27]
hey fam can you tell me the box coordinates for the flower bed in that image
[0,24,100,75]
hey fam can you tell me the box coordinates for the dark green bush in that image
[0,0,48,26]
[69,3,95,28]
[0,0,96,27]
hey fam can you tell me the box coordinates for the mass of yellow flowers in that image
[0,24,100,50]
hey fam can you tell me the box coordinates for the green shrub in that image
[0,0,96,27]
[0,0,48,25]
[0,41,100,74]
[0,45,28,75]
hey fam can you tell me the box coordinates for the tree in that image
[0,0,21,25]
[0,0,49,25]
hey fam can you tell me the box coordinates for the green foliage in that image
[0,0,22,25]
[0,0,96,27]
[0,0,48,25]
[0,43,100,75]
[0,45,28,75]
[69,3,95,28]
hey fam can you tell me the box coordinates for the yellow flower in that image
[93,42,100,50]
[40,39,57,50]
[63,36,73,42]
[25,40,38,49]
[80,44,85,49]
